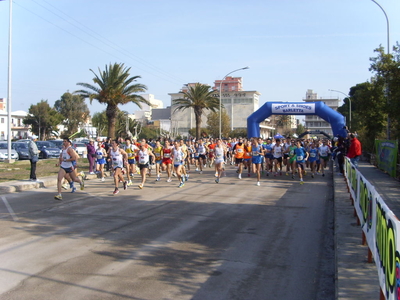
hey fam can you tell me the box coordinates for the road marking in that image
[1,196,19,221]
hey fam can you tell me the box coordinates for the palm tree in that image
[75,63,149,139]
[173,83,220,139]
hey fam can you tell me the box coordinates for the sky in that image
[0,0,399,117]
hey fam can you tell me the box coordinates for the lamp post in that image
[329,89,351,131]
[219,67,249,139]
[371,0,390,139]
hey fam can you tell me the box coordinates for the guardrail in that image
[344,158,399,300]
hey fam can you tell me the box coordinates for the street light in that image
[371,0,390,139]
[329,89,351,131]
[219,67,249,139]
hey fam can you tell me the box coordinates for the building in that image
[169,78,262,138]
[303,89,340,137]
[0,109,30,140]
[133,94,164,122]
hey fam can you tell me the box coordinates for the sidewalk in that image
[1,163,395,299]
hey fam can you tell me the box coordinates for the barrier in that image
[344,158,400,300]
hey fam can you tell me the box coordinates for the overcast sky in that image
[0,0,399,116]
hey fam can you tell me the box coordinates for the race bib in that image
[164,153,170,158]
[139,156,146,164]
[297,155,304,161]
[310,153,316,158]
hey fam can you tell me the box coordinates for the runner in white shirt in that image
[108,140,129,195]
[318,139,331,177]
[272,139,283,176]
[172,140,186,188]
[137,142,155,189]
[214,139,226,183]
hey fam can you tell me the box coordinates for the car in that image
[72,142,87,158]
[36,141,61,159]
[51,139,64,150]
[12,142,30,160]
[0,142,19,161]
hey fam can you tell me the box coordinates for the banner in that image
[345,158,400,300]
[271,103,315,114]
[375,140,398,178]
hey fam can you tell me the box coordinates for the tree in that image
[54,92,90,135]
[23,100,63,140]
[172,83,220,140]
[295,123,307,136]
[206,109,230,138]
[92,111,108,137]
[75,63,149,139]
[369,44,400,140]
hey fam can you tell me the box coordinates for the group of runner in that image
[54,136,335,199]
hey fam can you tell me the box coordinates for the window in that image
[0,118,4,124]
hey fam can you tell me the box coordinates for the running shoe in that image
[101,177,105,182]
[322,173,325,177]
[178,181,184,188]
[123,181,128,190]
[256,181,260,186]
[199,171,203,174]
[291,175,295,179]
[80,171,85,178]
[113,188,119,195]
[138,184,143,189]
[238,174,242,179]
[62,183,69,190]
[127,180,132,186]
[71,186,77,193]
[69,181,74,188]
[311,174,314,178]
[172,173,176,177]
[167,178,172,182]
[130,173,134,177]
[80,179,85,190]
[156,176,160,181]
[185,175,189,181]
[286,172,289,176]
[195,168,199,172]
[54,194,62,201]
[215,178,219,183]
[300,180,304,185]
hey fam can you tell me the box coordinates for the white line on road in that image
[1,196,19,221]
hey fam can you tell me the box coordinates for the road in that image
[0,165,335,300]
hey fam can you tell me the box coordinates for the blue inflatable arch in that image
[247,102,347,138]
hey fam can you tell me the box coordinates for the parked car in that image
[36,141,61,159]
[72,142,87,158]
[12,142,30,160]
[51,139,64,150]
[0,142,19,161]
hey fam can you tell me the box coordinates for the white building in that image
[0,98,31,140]
[303,89,340,136]
[133,94,164,122]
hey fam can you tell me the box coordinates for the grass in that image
[0,158,90,183]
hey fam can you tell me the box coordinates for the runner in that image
[262,138,274,176]
[125,137,139,185]
[214,139,225,183]
[318,139,331,177]
[172,140,186,188]
[233,138,245,179]
[153,140,163,181]
[294,140,309,184]
[196,139,207,174]
[161,140,173,182]
[54,138,84,200]
[108,139,129,195]
[308,142,318,178]
[137,142,155,189]
[243,140,252,177]
[272,139,283,176]
[95,142,107,181]
[251,138,264,186]
[286,139,297,179]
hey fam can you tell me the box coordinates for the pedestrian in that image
[87,139,96,174]
[28,135,39,181]
[347,133,362,168]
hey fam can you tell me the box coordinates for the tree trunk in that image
[194,109,202,140]
[106,104,118,139]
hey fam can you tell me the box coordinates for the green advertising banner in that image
[375,140,398,178]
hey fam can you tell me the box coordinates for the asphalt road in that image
[0,166,335,300]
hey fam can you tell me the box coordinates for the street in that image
[0,166,335,300]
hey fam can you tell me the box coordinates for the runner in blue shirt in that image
[294,141,309,184]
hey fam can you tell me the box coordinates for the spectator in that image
[87,139,96,174]
[347,133,362,168]
[28,135,39,181]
